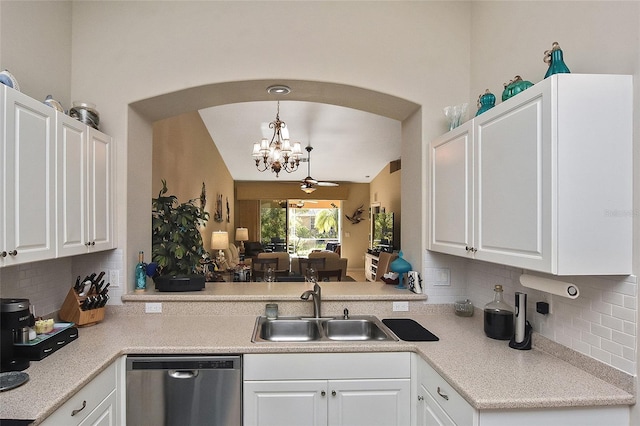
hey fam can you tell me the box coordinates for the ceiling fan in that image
[298,146,339,193]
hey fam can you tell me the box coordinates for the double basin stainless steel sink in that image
[252,315,398,343]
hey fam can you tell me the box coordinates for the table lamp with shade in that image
[235,227,249,254]
[211,231,229,268]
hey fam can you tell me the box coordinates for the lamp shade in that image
[235,227,249,242]
[211,231,229,250]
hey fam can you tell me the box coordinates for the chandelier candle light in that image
[252,100,303,176]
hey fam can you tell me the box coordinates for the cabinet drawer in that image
[41,362,116,426]
[245,352,410,380]
[419,359,475,426]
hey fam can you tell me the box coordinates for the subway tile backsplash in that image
[423,250,638,375]
[0,249,125,317]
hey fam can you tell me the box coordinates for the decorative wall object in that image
[345,205,365,224]
[200,182,206,208]
[226,197,230,222]
[214,194,224,222]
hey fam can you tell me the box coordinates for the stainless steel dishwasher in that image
[126,355,242,426]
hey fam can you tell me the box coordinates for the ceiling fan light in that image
[301,185,316,194]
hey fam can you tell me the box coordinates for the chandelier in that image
[252,101,303,177]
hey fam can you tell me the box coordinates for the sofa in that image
[291,251,348,280]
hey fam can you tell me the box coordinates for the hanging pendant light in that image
[252,100,303,177]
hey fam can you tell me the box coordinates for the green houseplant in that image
[151,180,209,291]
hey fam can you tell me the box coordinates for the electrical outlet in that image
[145,302,162,314]
[393,301,409,312]
[109,269,119,287]
[433,268,450,286]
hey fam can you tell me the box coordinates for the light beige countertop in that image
[121,281,430,302]
[0,282,634,423]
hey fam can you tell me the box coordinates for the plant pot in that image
[153,274,205,292]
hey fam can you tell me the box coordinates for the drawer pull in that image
[437,386,449,400]
[71,400,86,416]
[321,391,326,397]
[43,348,53,353]
[0,251,6,257]
[8,250,17,256]
[331,390,336,397]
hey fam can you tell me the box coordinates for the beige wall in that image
[153,111,235,251]
[370,161,402,250]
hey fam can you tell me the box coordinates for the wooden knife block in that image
[59,288,105,326]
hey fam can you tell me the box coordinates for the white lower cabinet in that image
[413,354,629,426]
[41,360,121,426]
[244,353,411,426]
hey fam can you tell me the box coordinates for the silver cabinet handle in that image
[331,390,336,397]
[71,400,86,416]
[437,386,449,400]
[321,391,326,397]
[8,250,17,256]
[0,251,6,257]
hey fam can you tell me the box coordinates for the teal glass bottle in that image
[544,42,571,79]
[135,251,147,292]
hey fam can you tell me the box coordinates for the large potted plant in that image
[151,180,209,291]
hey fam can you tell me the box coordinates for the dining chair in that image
[298,257,326,277]
[317,269,342,282]
[251,258,278,281]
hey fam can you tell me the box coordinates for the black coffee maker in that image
[1,298,32,372]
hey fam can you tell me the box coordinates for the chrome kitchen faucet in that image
[300,283,322,318]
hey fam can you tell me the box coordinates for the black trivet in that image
[382,318,439,342]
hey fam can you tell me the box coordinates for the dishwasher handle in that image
[168,369,199,379]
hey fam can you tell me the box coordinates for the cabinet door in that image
[0,86,4,264]
[328,379,410,426]
[243,379,327,426]
[79,390,117,426]
[2,87,56,265]
[473,86,552,271]
[57,113,89,256]
[87,129,114,251]
[429,122,473,257]
[418,383,456,426]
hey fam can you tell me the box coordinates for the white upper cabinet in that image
[1,86,56,266]
[430,74,632,275]
[58,119,114,256]
[87,128,114,252]
[1,85,115,267]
